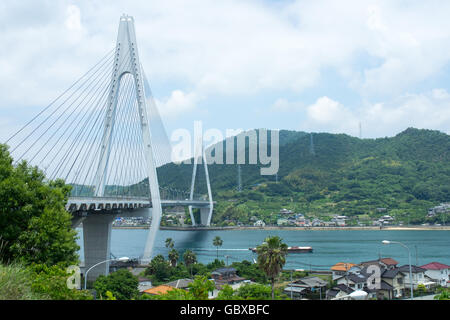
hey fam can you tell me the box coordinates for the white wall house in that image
[420,262,450,287]
[398,265,435,289]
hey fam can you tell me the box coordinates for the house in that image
[397,265,435,290]
[279,208,293,215]
[326,284,354,300]
[331,215,347,227]
[330,262,357,280]
[253,220,265,227]
[211,267,246,285]
[377,268,405,299]
[137,277,153,293]
[284,276,328,299]
[419,262,450,287]
[277,218,289,226]
[335,272,367,291]
[143,284,176,296]
[165,278,193,290]
[358,257,398,271]
[210,268,248,299]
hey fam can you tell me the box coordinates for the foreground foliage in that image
[93,269,139,300]
[0,144,79,266]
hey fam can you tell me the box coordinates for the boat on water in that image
[249,246,313,253]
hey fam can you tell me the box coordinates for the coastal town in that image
[130,256,449,300]
[113,203,450,230]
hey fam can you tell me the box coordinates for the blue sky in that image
[1,0,450,143]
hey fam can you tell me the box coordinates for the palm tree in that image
[256,236,288,300]
[213,236,223,259]
[168,248,179,267]
[183,250,197,277]
[165,238,174,249]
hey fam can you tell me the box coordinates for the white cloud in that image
[154,90,199,118]
[3,0,450,105]
[65,5,82,31]
[1,1,450,137]
[270,98,304,112]
[362,89,450,137]
[298,90,450,137]
[301,96,359,135]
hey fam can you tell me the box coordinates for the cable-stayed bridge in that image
[5,15,213,281]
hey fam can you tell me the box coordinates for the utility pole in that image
[237,164,242,192]
[359,122,362,139]
[290,270,293,300]
[309,133,316,156]
[415,245,418,266]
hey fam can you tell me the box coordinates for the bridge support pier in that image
[200,207,212,226]
[82,214,115,283]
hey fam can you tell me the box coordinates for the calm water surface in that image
[77,228,450,270]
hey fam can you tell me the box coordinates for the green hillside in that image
[157,128,450,226]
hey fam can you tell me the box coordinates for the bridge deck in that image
[66,196,212,212]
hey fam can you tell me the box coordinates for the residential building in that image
[253,220,265,227]
[211,267,246,285]
[397,265,435,290]
[284,276,328,300]
[137,277,153,293]
[326,284,354,300]
[277,218,289,226]
[330,262,357,280]
[378,268,405,299]
[143,284,176,296]
[419,262,450,287]
[335,272,367,291]
[358,257,399,271]
[210,267,248,299]
[165,278,193,290]
[331,215,347,227]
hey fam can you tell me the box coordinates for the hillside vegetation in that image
[157,128,450,225]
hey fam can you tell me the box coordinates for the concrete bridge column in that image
[82,214,115,283]
[200,207,212,226]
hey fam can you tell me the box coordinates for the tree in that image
[93,269,139,300]
[144,255,171,284]
[187,275,215,300]
[183,250,197,277]
[231,260,267,284]
[216,284,240,300]
[30,264,92,300]
[0,144,79,266]
[213,236,223,259]
[165,238,174,249]
[168,249,179,268]
[235,283,287,300]
[256,236,288,299]
[434,288,450,300]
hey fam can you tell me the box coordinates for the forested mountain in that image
[157,128,450,225]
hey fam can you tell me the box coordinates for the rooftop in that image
[398,265,427,273]
[331,262,356,272]
[359,257,398,267]
[420,262,450,270]
[165,278,193,289]
[143,285,176,295]
[294,276,328,288]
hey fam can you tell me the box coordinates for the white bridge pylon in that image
[88,15,213,264]
[94,15,162,263]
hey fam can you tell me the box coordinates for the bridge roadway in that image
[66,196,212,212]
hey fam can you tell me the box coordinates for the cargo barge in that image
[249,246,313,253]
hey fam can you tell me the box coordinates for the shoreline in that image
[112,225,450,231]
